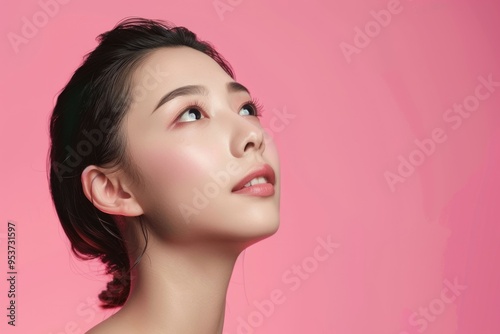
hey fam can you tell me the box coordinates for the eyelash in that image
[176,97,265,122]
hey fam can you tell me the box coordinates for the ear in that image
[81,165,144,217]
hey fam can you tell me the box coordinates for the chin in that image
[239,225,280,251]
[192,211,279,249]
[231,213,280,247]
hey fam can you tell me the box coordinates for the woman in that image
[48,17,281,333]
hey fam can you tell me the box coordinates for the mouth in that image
[231,164,276,196]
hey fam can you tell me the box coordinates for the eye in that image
[177,104,206,123]
[176,98,264,123]
[239,99,264,118]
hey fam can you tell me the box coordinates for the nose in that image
[228,115,266,158]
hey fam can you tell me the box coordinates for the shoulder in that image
[86,322,130,334]
[85,314,134,334]
[85,322,114,334]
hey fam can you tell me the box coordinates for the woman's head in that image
[48,17,280,309]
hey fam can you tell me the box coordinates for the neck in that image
[113,237,244,334]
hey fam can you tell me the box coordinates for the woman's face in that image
[122,46,280,244]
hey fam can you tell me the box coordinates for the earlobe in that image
[81,165,144,217]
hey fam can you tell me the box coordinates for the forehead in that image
[131,46,232,88]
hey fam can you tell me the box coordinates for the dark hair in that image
[47,17,235,308]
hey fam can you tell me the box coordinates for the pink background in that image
[1,0,500,333]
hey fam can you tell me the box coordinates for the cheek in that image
[126,120,204,186]
[153,149,198,181]
[142,147,209,186]
[124,115,227,219]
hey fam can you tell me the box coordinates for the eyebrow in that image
[152,81,251,114]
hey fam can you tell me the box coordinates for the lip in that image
[231,163,276,193]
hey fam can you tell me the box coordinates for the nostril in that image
[244,142,255,151]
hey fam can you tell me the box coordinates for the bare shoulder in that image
[86,322,132,334]
[85,321,118,334]
[85,312,135,334]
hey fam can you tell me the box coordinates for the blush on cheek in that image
[141,147,210,186]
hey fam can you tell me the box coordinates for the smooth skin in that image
[81,46,281,334]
